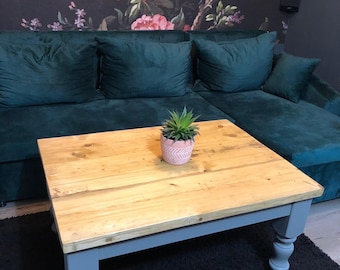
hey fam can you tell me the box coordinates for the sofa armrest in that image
[301,74,340,117]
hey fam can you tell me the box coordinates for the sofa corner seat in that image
[197,89,340,203]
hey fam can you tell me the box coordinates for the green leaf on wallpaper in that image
[206,14,215,22]
[88,17,93,28]
[129,4,139,19]
[114,8,124,26]
[225,5,237,15]
[57,11,62,23]
[218,16,227,26]
[216,1,223,14]
[130,0,139,4]
[98,18,108,30]
[216,12,220,22]
[57,11,66,25]
[99,16,117,30]
[155,0,174,9]
[171,8,185,30]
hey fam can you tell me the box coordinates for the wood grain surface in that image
[37,119,323,253]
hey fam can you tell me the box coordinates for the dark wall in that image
[284,0,340,92]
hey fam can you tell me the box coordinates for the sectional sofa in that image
[0,30,339,205]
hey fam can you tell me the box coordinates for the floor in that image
[0,198,339,266]
[304,198,340,265]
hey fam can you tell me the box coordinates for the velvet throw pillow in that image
[0,42,97,107]
[97,38,193,98]
[194,31,276,92]
[262,52,320,103]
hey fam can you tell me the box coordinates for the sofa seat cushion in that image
[0,92,230,163]
[198,90,340,167]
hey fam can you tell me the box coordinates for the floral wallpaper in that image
[0,0,288,42]
[20,1,245,31]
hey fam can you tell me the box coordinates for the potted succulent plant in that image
[161,107,200,165]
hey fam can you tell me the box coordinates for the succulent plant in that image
[161,107,200,141]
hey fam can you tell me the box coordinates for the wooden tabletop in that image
[37,119,323,254]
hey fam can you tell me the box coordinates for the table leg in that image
[64,249,100,270]
[270,235,297,270]
[269,199,312,270]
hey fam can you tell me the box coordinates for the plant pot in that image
[161,135,194,165]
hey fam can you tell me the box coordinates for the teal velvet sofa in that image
[0,30,339,205]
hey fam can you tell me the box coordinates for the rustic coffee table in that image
[37,119,323,270]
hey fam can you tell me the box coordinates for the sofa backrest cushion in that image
[302,74,340,117]
[193,31,276,93]
[97,37,193,98]
[0,32,98,107]
[263,52,320,103]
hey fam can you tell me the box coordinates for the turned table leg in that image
[269,199,312,270]
[269,235,297,270]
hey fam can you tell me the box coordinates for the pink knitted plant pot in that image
[161,135,195,165]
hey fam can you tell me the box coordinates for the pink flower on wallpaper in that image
[131,14,174,30]
[21,18,42,31]
[74,17,86,28]
[47,22,63,31]
[226,11,244,24]
[75,9,86,18]
[69,1,76,10]
[183,24,191,31]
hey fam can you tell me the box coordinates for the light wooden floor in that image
[0,198,339,265]
[304,198,340,265]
